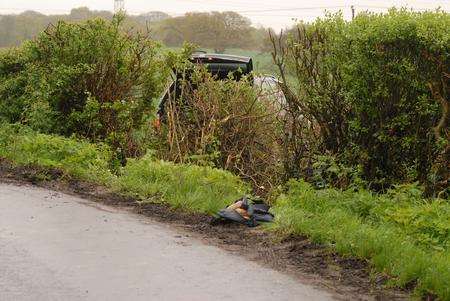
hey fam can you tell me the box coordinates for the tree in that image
[137,11,170,23]
[0,9,269,53]
[158,11,253,52]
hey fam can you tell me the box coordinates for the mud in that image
[0,159,410,300]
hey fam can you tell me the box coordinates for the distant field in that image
[221,49,276,75]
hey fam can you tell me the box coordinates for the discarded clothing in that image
[216,197,274,227]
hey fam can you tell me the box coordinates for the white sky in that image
[0,0,448,29]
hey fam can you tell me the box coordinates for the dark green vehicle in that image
[156,52,253,121]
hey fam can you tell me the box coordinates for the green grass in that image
[0,123,114,183]
[117,154,248,214]
[1,122,449,299]
[0,123,247,214]
[221,48,275,74]
[271,180,450,299]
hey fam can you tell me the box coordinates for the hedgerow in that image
[157,67,282,195]
[0,15,168,158]
[272,9,449,194]
[0,9,448,300]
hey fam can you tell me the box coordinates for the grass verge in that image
[0,124,114,184]
[117,154,247,214]
[271,180,450,300]
[1,123,448,299]
[0,123,247,214]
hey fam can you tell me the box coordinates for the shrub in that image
[0,15,168,158]
[0,48,30,124]
[271,9,449,194]
[157,67,282,195]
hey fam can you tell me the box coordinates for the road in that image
[0,182,335,301]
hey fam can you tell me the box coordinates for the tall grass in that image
[271,180,450,299]
[0,123,247,215]
[116,154,248,214]
[0,123,113,183]
[1,123,449,299]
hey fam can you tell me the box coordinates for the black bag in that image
[216,197,274,227]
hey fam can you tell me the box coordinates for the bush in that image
[0,15,168,158]
[271,9,449,194]
[0,48,30,124]
[157,67,282,195]
[271,180,450,299]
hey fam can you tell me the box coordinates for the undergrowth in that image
[271,180,450,299]
[1,123,449,299]
[0,123,247,214]
[0,123,114,183]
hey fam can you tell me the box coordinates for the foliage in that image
[0,8,270,53]
[271,180,450,299]
[309,154,365,189]
[117,153,248,214]
[0,123,114,183]
[271,9,449,194]
[1,9,449,299]
[0,123,248,214]
[156,11,254,53]
[157,67,282,195]
[0,15,168,158]
[0,8,166,47]
[1,121,449,299]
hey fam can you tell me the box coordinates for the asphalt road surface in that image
[0,182,335,301]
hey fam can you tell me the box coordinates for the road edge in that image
[0,159,410,301]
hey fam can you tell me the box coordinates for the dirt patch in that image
[0,158,410,300]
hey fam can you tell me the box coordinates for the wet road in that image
[0,182,335,301]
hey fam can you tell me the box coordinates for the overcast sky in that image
[0,0,448,29]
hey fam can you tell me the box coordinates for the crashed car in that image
[156,52,285,124]
[156,52,254,122]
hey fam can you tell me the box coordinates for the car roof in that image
[190,53,252,64]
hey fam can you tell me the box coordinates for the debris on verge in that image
[215,197,274,227]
